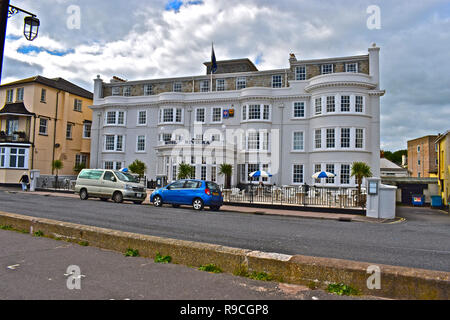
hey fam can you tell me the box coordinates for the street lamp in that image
[0,0,40,83]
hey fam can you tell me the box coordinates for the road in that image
[1,190,449,272]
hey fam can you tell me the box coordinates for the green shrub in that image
[124,248,140,257]
[154,252,172,263]
[198,264,222,273]
[327,283,359,296]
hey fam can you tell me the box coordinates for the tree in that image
[177,162,195,179]
[382,149,407,166]
[351,162,372,206]
[128,159,147,179]
[73,162,86,174]
[52,160,63,189]
[219,163,233,189]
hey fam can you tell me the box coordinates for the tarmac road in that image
[0,190,449,272]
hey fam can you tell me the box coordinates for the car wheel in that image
[133,201,143,205]
[112,191,123,203]
[192,198,204,211]
[153,195,163,207]
[80,189,88,200]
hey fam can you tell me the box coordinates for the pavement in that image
[0,229,381,300]
[10,187,385,223]
[1,187,449,272]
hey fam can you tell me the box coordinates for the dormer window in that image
[123,86,131,96]
[345,62,358,73]
[236,77,246,90]
[272,75,282,88]
[112,87,120,96]
[321,64,333,74]
[200,80,210,92]
[173,82,182,92]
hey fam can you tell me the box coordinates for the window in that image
[340,164,350,184]
[104,161,122,170]
[326,96,335,113]
[345,63,358,73]
[137,110,147,125]
[293,164,304,184]
[326,164,335,184]
[212,107,222,123]
[418,159,421,166]
[293,102,305,118]
[262,164,269,182]
[295,66,306,80]
[261,131,269,151]
[173,82,182,92]
[293,131,304,151]
[417,146,420,153]
[104,135,124,152]
[315,97,322,115]
[136,135,146,152]
[340,128,350,148]
[216,79,225,91]
[160,108,183,123]
[248,164,259,181]
[355,96,363,112]
[355,128,364,149]
[236,77,246,90]
[39,118,48,135]
[6,89,14,102]
[195,108,205,123]
[201,166,207,180]
[272,75,282,88]
[40,89,46,102]
[326,128,335,148]
[211,166,216,182]
[83,123,91,138]
[112,87,120,96]
[123,86,131,96]
[242,105,247,121]
[16,87,24,101]
[105,111,126,125]
[66,123,73,139]
[247,132,260,150]
[315,129,322,149]
[321,64,333,74]
[74,99,82,112]
[160,133,172,142]
[248,105,260,120]
[144,84,153,96]
[0,147,28,168]
[263,105,270,120]
[314,164,322,183]
[341,96,350,112]
[200,80,209,92]
[75,154,88,166]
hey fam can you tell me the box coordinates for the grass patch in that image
[0,225,14,230]
[198,264,222,273]
[327,283,359,296]
[78,241,89,246]
[154,252,172,263]
[33,230,44,237]
[124,248,140,257]
[233,264,249,277]
[248,271,273,281]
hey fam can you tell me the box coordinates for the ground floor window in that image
[0,147,29,169]
[293,164,304,184]
[104,161,122,170]
[75,154,88,166]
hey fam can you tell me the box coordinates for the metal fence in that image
[222,185,367,209]
[36,175,77,191]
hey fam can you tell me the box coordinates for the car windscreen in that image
[114,171,138,182]
[206,182,221,192]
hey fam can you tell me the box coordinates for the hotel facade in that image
[90,44,384,187]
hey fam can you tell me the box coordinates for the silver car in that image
[74,169,147,204]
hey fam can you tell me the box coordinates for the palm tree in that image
[219,163,233,189]
[52,160,63,189]
[177,162,195,179]
[351,162,372,206]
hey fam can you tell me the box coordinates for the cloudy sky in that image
[2,0,450,151]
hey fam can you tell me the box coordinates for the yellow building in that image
[436,130,450,206]
[0,76,93,185]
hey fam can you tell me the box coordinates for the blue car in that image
[150,179,223,210]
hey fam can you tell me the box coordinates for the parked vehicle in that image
[74,169,147,204]
[150,179,223,210]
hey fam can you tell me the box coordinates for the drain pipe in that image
[51,90,60,174]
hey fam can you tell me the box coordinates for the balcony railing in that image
[0,131,30,143]
[158,138,220,146]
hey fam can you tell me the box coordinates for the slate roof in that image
[1,76,93,100]
[0,102,35,116]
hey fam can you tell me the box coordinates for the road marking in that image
[7,264,20,270]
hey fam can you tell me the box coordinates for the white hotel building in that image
[90,44,384,187]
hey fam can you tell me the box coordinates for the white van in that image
[74,169,147,204]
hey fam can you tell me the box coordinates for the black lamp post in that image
[0,0,40,83]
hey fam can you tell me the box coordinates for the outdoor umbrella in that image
[249,170,273,178]
[311,171,336,179]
